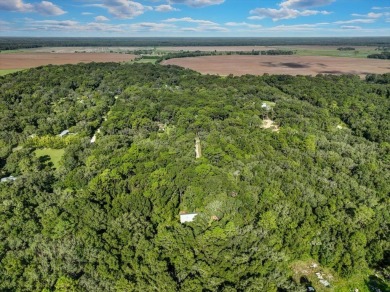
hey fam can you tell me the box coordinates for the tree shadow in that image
[300,276,316,291]
[38,155,54,168]
[365,275,389,292]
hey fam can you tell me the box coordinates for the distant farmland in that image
[162,55,390,77]
[0,53,135,70]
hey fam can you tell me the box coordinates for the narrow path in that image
[195,136,202,159]
[90,96,118,143]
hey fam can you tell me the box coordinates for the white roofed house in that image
[180,213,198,223]
[261,102,270,110]
[1,176,17,183]
[59,130,69,137]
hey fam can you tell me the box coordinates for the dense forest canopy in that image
[0,63,389,291]
[1,37,390,50]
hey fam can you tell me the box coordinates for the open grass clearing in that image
[0,49,26,54]
[290,260,387,292]
[132,58,159,64]
[35,148,65,169]
[293,48,379,58]
[0,69,24,76]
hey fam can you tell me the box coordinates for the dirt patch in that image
[162,55,390,77]
[262,119,279,132]
[0,53,136,70]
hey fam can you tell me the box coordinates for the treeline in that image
[1,37,390,50]
[0,63,389,291]
[367,51,390,59]
[337,47,355,51]
[157,49,295,62]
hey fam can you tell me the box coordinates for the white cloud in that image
[0,20,11,31]
[155,4,179,12]
[249,0,333,21]
[372,7,390,10]
[23,19,127,32]
[0,0,33,12]
[351,12,384,18]
[281,0,335,9]
[0,0,65,15]
[86,22,125,32]
[334,18,375,24]
[163,17,227,32]
[168,0,224,8]
[275,23,327,30]
[247,16,265,20]
[28,20,79,30]
[164,17,217,25]
[181,25,228,32]
[225,22,262,29]
[102,0,151,19]
[95,15,109,21]
[82,12,94,15]
[340,25,361,30]
[250,7,330,21]
[129,22,176,31]
[34,1,65,15]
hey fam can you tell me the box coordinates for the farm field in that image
[0,52,136,70]
[156,45,379,57]
[162,55,390,77]
[8,45,379,56]
[16,46,149,53]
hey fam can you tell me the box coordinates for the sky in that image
[0,0,389,37]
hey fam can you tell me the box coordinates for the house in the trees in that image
[1,176,17,183]
[180,213,198,223]
[261,102,271,111]
[59,130,69,137]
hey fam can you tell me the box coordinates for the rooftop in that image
[180,213,198,223]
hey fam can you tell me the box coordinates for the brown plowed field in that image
[162,55,390,77]
[0,53,136,69]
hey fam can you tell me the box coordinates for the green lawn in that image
[132,58,159,64]
[0,69,24,76]
[0,49,25,54]
[293,48,379,58]
[35,148,65,169]
[290,260,389,292]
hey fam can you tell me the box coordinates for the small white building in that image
[315,272,323,280]
[1,176,17,183]
[261,102,271,110]
[59,130,69,137]
[319,279,330,287]
[180,213,198,223]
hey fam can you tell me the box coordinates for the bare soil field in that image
[162,55,390,77]
[0,53,136,69]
